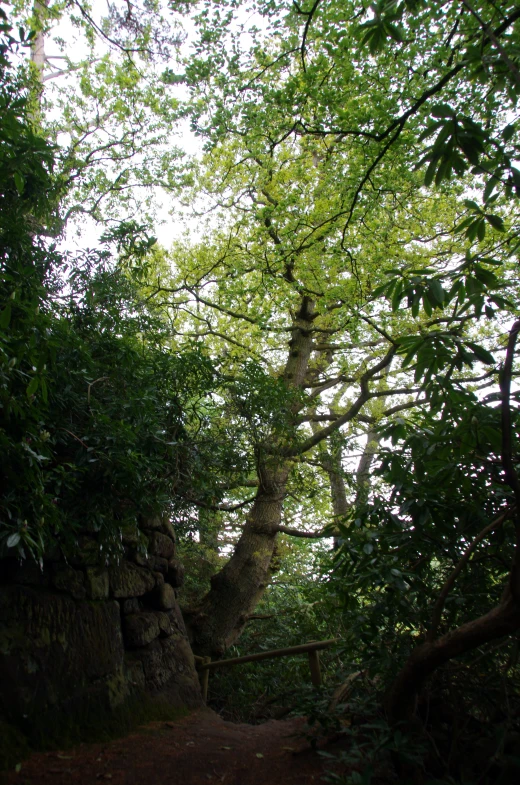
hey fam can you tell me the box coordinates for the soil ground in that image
[3,709,346,785]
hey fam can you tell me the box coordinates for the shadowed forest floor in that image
[2,710,350,785]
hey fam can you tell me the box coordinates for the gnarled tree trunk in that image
[185,297,316,656]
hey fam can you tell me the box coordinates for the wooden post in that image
[200,656,211,702]
[308,650,322,687]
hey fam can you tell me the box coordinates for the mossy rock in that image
[109,562,156,598]
[0,586,125,723]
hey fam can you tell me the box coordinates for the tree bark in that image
[31,2,48,75]
[355,427,380,507]
[185,297,316,656]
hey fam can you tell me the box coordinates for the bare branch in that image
[275,524,332,538]
[427,507,514,643]
[179,496,256,513]
[295,0,322,73]
[285,347,397,456]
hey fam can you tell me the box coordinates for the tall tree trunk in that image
[185,297,316,656]
[30,1,48,74]
[319,427,380,548]
[354,427,380,507]
[319,441,348,549]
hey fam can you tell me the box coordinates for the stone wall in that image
[0,516,202,732]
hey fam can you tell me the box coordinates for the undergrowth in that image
[0,694,189,773]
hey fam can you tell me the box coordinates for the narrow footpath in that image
[4,710,342,785]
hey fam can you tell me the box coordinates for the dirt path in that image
[4,710,343,785]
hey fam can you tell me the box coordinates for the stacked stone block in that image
[0,516,202,730]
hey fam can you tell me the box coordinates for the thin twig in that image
[87,376,109,404]
[59,428,89,448]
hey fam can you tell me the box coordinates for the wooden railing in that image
[194,639,337,702]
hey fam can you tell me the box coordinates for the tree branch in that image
[427,507,513,643]
[501,320,520,504]
[285,347,397,456]
[179,496,256,513]
[296,0,322,73]
[274,524,332,538]
[461,0,520,89]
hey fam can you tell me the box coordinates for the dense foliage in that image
[2,2,520,782]
[0,9,220,560]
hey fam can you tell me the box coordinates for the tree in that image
[141,141,512,658]
[8,0,192,229]
[138,0,520,668]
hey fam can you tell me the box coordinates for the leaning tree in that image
[138,0,520,664]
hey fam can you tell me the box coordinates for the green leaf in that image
[484,213,505,232]
[431,104,454,118]
[465,342,495,365]
[6,533,21,548]
[483,176,497,203]
[371,281,392,299]
[435,158,449,185]
[401,343,420,368]
[511,167,520,192]
[422,293,432,316]
[411,292,420,318]
[0,303,12,328]
[13,172,24,194]
[418,121,443,142]
[454,216,474,233]
[391,281,404,311]
[26,376,39,397]
[424,158,438,187]
[473,266,498,287]
[466,220,479,242]
[385,22,404,43]
[427,279,445,307]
